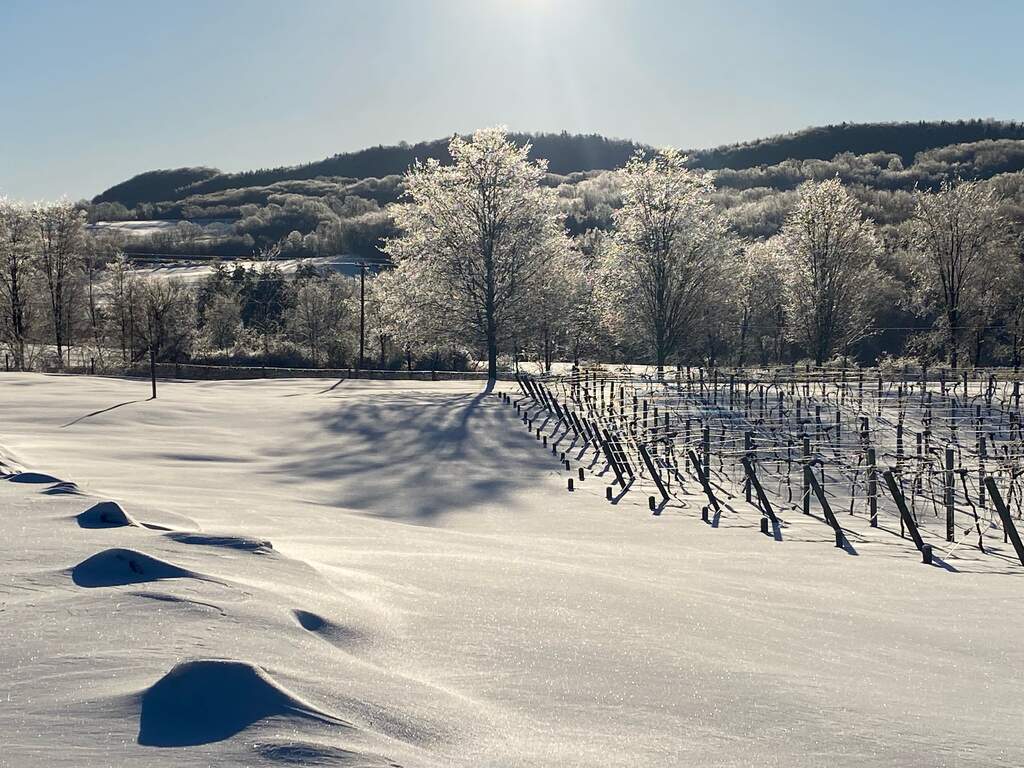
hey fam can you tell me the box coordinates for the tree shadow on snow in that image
[267,384,553,523]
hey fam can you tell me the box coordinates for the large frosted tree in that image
[384,128,567,380]
[777,178,879,364]
[601,148,734,370]
[909,179,1010,368]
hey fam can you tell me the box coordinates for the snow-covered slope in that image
[0,373,1021,767]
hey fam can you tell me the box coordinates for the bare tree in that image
[285,275,352,366]
[778,178,879,365]
[249,243,286,363]
[0,198,37,369]
[203,292,244,350]
[136,279,195,362]
[33,201,85,366]
[106,253,138,363]
[82,229,125,365]
[909,179,1011,368]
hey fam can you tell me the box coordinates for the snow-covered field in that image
[131,255,365,283]
[1,373,1021,767]
[89,220,236,239]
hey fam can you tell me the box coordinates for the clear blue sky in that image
[3,0,1022,200]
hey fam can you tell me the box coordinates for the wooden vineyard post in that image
[806,467,847,547]
[983,477,1024,566]
[744,431,753,504]
[882,470,929,559]
[741,456,779,532]
[599,432,628,489]
[867,447,878,527]
[979,435,987,510]
[944,446,955,542]
[639,444,669,504]
[802,435,811,516]
[687,448,721,515]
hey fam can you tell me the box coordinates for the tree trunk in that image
[484,242,498,380]
[737,308,749,367]
[948,307,959,369]
[655,324,667,374]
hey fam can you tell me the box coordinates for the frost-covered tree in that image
[365,271,399,368]
[106,253,138,363]
[777,178,879,364]
[524,247,599,371]
[601,148,735,370]
[203,293,244,350]
[378,262,435,371]
[736,239,787,366]
[0,198,38,369]
[136,279,195,362]
[33,200,86,366]
[384,128,568,380]
[285,275,353,366]
[81,230,124,363]
[908,179,1011,368]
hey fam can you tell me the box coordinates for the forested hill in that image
[94,120,1024,208]
[688,119,1024,170]
[93,133,649,207]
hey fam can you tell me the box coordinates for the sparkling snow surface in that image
[0,373,1021,767]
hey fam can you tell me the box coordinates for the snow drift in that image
[137,659,348,747]
[71,548,203,588]
[76,500,141,529]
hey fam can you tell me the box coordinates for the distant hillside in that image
[688,119,1024,170]
[93,167,221,209]
[94,121,1024,210]
[87,119,1024,263]
[93,133,648,207]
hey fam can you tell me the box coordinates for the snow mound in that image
[254,740,390,765]
[42,481,84,495]
[165,532,274,554]
[71,548,199,588]
[137,659,348,747]
[8,471,64,484]
[293,609,366,648]
[76,501,140,529]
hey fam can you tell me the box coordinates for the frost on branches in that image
[776,177,880,365]
[600,148,735,371]
[384,128,569,380]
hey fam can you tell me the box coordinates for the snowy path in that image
[0,373,1021,766]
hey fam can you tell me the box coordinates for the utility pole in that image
[358,262,366,371]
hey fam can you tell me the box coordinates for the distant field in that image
[89,218,236,238]
[130,254,365,281]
